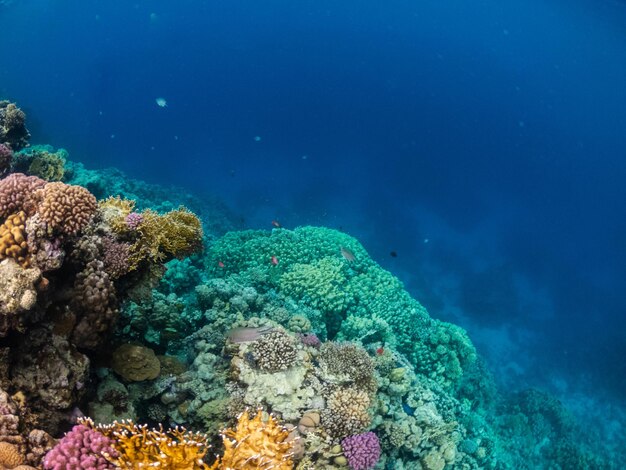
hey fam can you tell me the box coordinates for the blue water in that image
[2,0,625,416]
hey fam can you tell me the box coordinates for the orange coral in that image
[218,409,296,470]
[92,419,217,470]
[0,441,24,469]
[37,182,97,236]
[0,212,29,268]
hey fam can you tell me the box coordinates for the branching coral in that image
[218,409,296,470]
[129,207,203,268]
[251,330,299,372]
[322,387,372,439]
[94,419,216,469]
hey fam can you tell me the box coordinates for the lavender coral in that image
[0,173,46,218]
[0,143,11,175]
[341,432,381,470]
[42,424,118,470]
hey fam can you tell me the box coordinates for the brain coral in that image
[36,182,97,236]
[0,211,30,268]
[0,173,46,218]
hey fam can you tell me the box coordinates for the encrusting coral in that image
[111,344,161,382]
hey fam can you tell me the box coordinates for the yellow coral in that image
[129,207,203,268]
[28,152,66,181]
[218,409,296,470]
[94,420,218,470]
[99,196,136,235]
[0,211,30,268]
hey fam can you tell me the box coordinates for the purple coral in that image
[298,332,321,348]
[0,143,12,174]
[43,423,118,470]
[125,212,143,230]
[342,431,381,470]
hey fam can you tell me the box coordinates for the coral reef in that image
[0,100,618,470]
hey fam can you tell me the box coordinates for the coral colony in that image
[0,100,612,469]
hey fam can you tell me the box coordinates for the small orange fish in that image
[271,256,279,265]
[271,220,281,228]
[340,246,356,262]
[376,347,384,355]
[218,261,225,268]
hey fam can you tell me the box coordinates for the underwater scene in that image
[1,0,625,469]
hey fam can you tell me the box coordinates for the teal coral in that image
[210,226,476,389]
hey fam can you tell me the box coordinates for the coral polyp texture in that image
[0,100,617,469]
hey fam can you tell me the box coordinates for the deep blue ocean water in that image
[2,0,625,421]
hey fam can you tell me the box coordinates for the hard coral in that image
[94,419,216,469]
[251,330,298,372]
[0,174,46,219]
[27,149,66,182]
[36,182,97,236]
[0,144,12,175]
[341,432,381,470]
[322,387,372,439]
[0,259,40,336]
[0,101,30,150]
[42,424,117,470]
[130,207,203,267]
[0,212,30,268]
[111,344,160,382]
[0,441,24,469]
[219,409,296,470]
[71,260,118,349]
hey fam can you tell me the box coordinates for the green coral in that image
[15,144,67,181]
[210,226,476,389]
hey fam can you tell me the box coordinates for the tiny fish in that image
[271,220,281,228]
[340,246,356,262]
[390,251,398,258]
[376,347,385,355]
[271,255,279,265]
[155,97,167,107]
[218,261,225,268]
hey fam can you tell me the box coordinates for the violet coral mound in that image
[42,424,118,470]
[342,432,381,470]
[0,173,46,218]
[0,143,12,175]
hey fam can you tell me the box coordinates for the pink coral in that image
[124,212,143,230]
[0,173,46,218]
[341,432,381,470]
[43,424,117,470]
